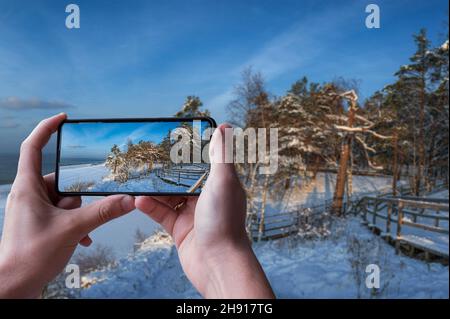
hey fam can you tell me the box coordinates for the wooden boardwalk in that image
[248,182,401,241]
[154,165,209,193]
[351,194,449,261]
[249,182,449,262]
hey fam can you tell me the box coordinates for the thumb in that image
[209,123,237,178]
[73,195,135,233]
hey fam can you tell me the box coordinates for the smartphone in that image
[55,117,216,196]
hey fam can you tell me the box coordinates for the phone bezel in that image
[55,117,217,196]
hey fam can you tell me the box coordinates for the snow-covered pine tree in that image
[427,38,449,185]
[372,30,449,192]
[105,144,123,175]
[175,96,210,117]
[105,144,129,182]
[394,29,433,195]
[133,140,161,173]
[329,89,393,215]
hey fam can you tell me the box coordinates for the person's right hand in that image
[135,124,274,298]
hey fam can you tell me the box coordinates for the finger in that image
[57,196,82,210]
[42,173,66,204]
[151,196,187,209]
[43,173,82,208]
[72,195,135,234]
[135,196,178,235]
[209,123,239,178]
[18,113,67,177]
[43,173,59,203]
[79,235,93,247]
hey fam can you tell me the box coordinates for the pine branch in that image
[333,125,393,139]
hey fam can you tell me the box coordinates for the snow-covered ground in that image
[0,169,448,298]
[77,219,449,299]
[58,163,200,193]
[0,183,158,256]
[261,172,406,215]
[365,188,449,257]
[0,171,412,258]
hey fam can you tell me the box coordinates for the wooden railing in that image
[154,166,209,189]
[249,199,334,241]
[249,180,448,242]
[354,196,449,260]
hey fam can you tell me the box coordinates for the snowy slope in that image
[58,163,197,193]
[58,164,110,190]
[78,220,449,299]
[0,183,158,256]
[261,172,405,215]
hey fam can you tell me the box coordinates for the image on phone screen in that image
[56,118,216,195]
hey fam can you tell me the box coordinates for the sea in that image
[0,153,104,184]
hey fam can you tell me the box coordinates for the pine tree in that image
[105,144,123,174]
[394,29,432,195]
[427,38,449,184]
[175,96,210,117]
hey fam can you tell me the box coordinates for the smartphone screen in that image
[56,118,216,195]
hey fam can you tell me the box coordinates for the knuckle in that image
[38,118,50,128]
[98,202,114,224]
[65,213,81,232]
[6,188,27,204]
[20,140,30,152]
[38,119,53,136]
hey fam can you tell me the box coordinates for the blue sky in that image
[60,122,178,159]
[0,0,448,153]
[60,120,210,159]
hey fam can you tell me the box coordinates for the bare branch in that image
[334,125,393,139]
[355,136,384,170]
[354,114,374,127]
[355,135,376,153]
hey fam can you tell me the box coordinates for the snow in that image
[58,163,204,193]
[76,219,449,299]
[0,169,447,298]
[364,190,449,257]
[0,162,208,256]
[0,182,159,256]
[261,172,403,215]
[58,164,110,190]
[427,190,449,200]
[0,184,10,229]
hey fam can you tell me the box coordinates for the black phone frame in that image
[55,117,217,196]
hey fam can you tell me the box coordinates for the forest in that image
[176,28,448,220]
[105,136,171,183]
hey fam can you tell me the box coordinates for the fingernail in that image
[121,195,135,211]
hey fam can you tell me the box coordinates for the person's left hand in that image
[0,113,135,298]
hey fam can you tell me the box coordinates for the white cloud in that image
[0,97,74,110]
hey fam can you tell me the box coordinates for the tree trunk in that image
[312,155,320,179]
[331,104,356,215]
[392,132,399,196]
[245,163,259,241]
[346,140,353,210]
[258,174,270,241]
[416,74,426,196]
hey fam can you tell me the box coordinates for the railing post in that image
[372,199,379,226]
[363,198,368,222]
[386,202,392,236]
[395,201,404,254]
